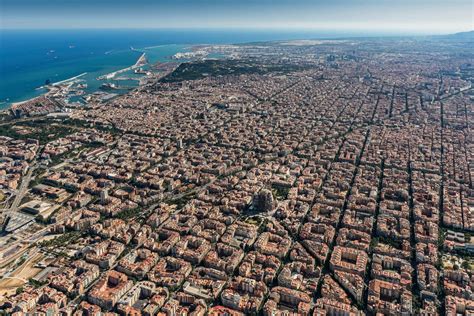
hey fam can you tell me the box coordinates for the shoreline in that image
[97,52,146,80]
[1,43,196,111]
[2,50,153,113]
[9,72,88,108]
[51,72,87,87]
[35,72,88,90]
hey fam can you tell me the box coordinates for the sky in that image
[0,0,473,34]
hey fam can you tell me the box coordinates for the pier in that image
[97,52,147,80]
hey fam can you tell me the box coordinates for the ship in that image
[134,67,147,74]
[100,83,119,90]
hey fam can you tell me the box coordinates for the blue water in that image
[0,28,380,108]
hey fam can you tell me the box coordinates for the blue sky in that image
[1,0,472,34]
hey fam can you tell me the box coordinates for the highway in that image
[2,141,43,218]
[0,116,43,127]
[9,164,36,213]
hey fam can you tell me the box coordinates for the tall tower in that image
[100,189,109,204]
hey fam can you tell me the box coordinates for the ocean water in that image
[0,28,372,108]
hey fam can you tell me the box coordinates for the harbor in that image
[0,38,189,109]
[97,52,147,80]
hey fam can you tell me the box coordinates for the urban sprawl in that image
[0,35,473,315]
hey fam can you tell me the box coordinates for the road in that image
[9,164,36,213]
[0,116,42,127]
[0,163,36,230]
[1,142,43,218]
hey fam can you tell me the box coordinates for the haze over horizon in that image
[1,0,473,35]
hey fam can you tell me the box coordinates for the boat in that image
[134,67,147,74]
[100,83,119,90]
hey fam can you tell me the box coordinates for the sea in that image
[0,28,384,109]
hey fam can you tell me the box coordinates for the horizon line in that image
[1,27,472,37]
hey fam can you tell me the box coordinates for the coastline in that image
[34,72,88,91]
[51,72,87,87]
[1,41,194,111]
[9,72,88,109]
[2,49,156,110]
[97,52,146,80]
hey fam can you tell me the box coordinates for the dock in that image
[97,52,147,80]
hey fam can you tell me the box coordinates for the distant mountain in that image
[437,30,474,40]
